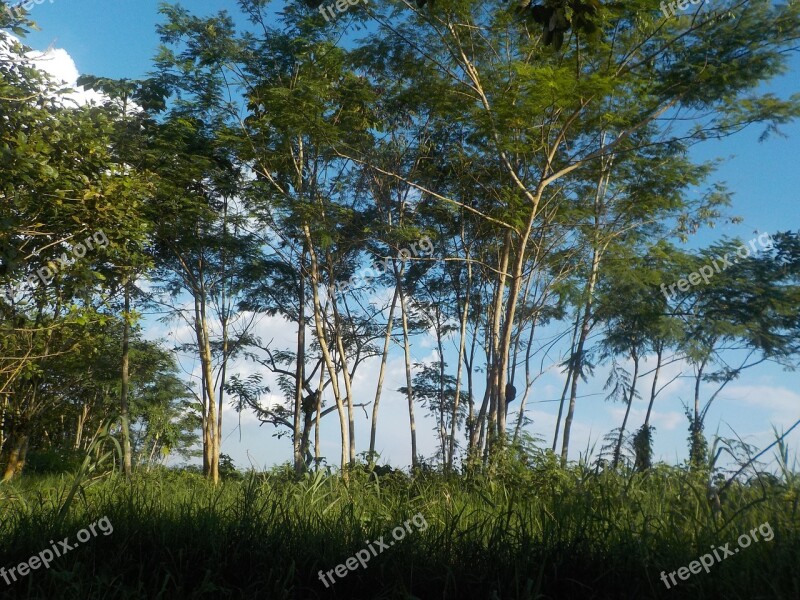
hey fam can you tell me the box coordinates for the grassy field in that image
[0,453,798,600]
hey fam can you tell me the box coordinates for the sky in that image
[6,0,799,472]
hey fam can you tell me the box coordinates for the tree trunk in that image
[635,344,663,471]
[195,292,219,484]
[299,394,314,467]
[330,293,356,465]
[553,314,580,451]
[304,225,349,470]
[398,274,418,469]
[0,394,6,458]
[147,432,160,470]
[2,431,28,481]
[513,318,537,444]
[217,198,231,479]
[435,309,447,462]
[560,249,599,467]
[464,322,477,460]
[689,358,708,467]
[75,403,89,450]
[196,299,211,477]
[470,308,494,462]
[369,282,399,463]
[487,236,511,450]
[120,280,133,479]
[217,317,227,478]
[314,369,323,470]
[293,243,307,473]
[447,268,471,469]
[643,344,663,431]
[613,349,639,468]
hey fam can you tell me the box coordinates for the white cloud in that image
[25,46,106,105]
[723,384,799,423]
[1,31,106,105]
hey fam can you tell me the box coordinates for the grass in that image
[0,452,798,599]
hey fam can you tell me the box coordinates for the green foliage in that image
[0,33,798,600]
[633,424,655,472]
[0,461,797,598]
[218,453,243,481]
[686,409,709,470]
[22,448,85,475]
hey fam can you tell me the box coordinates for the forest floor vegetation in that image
[0,450,797,599]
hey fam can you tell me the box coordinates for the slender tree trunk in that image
[398,274,418,469]
[216,199,230,480]
[690,358,708,467]
[195,288,219,484]
[147,432,160,470]
[0,394,6,458]
[472,329,494,466]
[479,404,488,464]
[553,314,580,451]
[195,298,211,476]
[200,313,219,484]
[694,360,705,427]
[513,319,537,444]
[294,244,307,473]
[435,309,447,462]
[487,236,511,450]
[448,268,471,469]
[304,225,349,470]
[643,344,663,430]
[369,282,399,462]
[634,344,663,471]
[200,370,210,475]
[299,395,314,466]
[560,249,599,466]
[75,403,90,450]
[332,308,356,465]
[217,312,228,476]
[464,320,477,458]
[496,231,527,440]
[613,349,639,468]
[326,250,356,465]
[314,367,324,470]
[120,280,133,478]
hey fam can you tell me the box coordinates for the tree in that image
[337,0,800,465]
[669,233,800,467]
[0,35,153,479]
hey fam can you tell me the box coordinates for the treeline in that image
[1,0,799,483]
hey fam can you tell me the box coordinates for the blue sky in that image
[9,0,800,471]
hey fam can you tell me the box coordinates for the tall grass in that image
[0,450,798,599]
